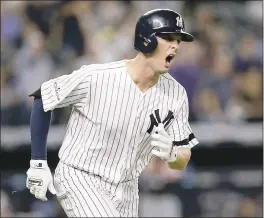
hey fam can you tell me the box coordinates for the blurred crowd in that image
[1,0,262,126]
[1,1,263,217]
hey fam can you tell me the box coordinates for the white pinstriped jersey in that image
[41,60,198,184]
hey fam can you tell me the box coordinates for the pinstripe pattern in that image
[42,60,198,217]
[54,161,121,217]
[54,161,81,217]
[167,86,198,149]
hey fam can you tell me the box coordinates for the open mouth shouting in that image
[165,53,176,68]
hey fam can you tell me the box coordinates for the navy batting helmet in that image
[134,9,194,53]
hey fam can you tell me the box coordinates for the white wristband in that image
[30,160,48,169]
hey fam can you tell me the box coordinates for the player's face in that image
[148,33,181,74]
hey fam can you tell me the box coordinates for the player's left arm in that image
[167,145,192,170]
[151,125,197,171]
[167,89,199,170]
[150,89,198,170]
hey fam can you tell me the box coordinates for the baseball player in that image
[26,9,199,217]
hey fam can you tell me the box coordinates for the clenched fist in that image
[150,123,178,162]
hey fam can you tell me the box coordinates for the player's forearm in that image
[30,97,52,160]
[168,147,191,170]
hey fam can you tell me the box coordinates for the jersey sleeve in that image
[40,66,91,112]
[167,89,199,149]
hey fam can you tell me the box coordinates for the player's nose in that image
[171,41,180,50]
[171,42,180,54]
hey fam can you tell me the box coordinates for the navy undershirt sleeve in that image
[30,97,52,160]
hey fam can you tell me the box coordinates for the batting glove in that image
[26,160,57,201]
[150,123,178,162]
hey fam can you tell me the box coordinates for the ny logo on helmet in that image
[176,16,183,28]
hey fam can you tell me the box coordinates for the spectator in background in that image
[89,1,134,63]
[12,23,54,100]
[58,1,85,57]
[195,88,226,122]
[1,1,25,49]
[235,66,262,122]
[1,63,31,126]
[207,53,234,110]
[2,23,55,125]
[67,2,98,68]
[191,6,216,69]
[233,33,262,74]
[231,33,262,122]
[1,63,18,125]
[24,1,61,38]
[196,51,237,123]
[169,40,204,121]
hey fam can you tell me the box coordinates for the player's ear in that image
[29,88,41,98]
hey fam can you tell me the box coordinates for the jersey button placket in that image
[135,93,145,119]
[125,94,141,171]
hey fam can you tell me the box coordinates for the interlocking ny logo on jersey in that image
[147,109,174,134]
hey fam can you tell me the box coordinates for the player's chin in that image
[159,67,169,74]
[160,62,172,74]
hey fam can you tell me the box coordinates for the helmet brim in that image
[180,31,195,42]
[159,31,195,42]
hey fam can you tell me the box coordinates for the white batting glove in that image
[26,160,57,201]
[150,123,178,162]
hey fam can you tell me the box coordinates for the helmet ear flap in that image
[134,18,158,53]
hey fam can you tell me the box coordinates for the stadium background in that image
[1,1,263,217]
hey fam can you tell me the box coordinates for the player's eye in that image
[156,33,181,43]
[156,33,174,41]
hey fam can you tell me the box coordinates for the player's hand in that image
[150,123,178,162]
[26,160,57,201]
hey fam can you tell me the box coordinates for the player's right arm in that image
[26,66,92,201]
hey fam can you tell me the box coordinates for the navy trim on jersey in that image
[173,133,195,146]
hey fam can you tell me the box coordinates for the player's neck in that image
[125,54,159,93]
